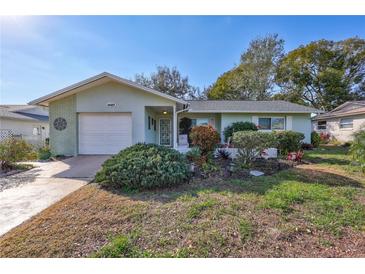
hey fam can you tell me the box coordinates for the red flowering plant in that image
[320,132,331,144]
[287,150,304,162]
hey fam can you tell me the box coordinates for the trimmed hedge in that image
[232,131,277,167]
[95,143,190,190]
[223,121,258,142]
[311,131,321,148]
[274,131,305,155]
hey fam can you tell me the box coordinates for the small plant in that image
[287,151,304,162]
[201,161,219,174]
[349,130,365,173]
[93,232,151,258]
[186,146,202,162]
[320,132,331,144]
[239,219,253,242]
[188,199,217,219]
[232,131,277,168]
[217,148,231,160]
[0,138,35,171]
[95,143,190,190]
[311,131,320,148]
[38,146,52,160]
[223,121,258,142]
[189,125,220,156]
[274,131,305,155]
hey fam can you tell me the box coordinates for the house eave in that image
[187,110,321,114]
[29,72,186,106]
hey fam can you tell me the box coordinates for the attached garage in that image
[78,113,132,155]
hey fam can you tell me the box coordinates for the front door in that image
[159,118,171,146]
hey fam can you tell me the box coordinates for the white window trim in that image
[258,117,286,131]
[191,117,215,127]
[317,121,327,130]
[339,118,353,130]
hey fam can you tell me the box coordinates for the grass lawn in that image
[1,146,364,258]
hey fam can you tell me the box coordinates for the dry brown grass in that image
[1,146,365,258]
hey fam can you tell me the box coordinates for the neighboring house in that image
[29,72,321,156]
[312,101,365,142]
[0,105,49,146]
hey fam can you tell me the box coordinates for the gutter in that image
[176,103,190,114]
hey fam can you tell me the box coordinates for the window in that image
[258,118,272,130]
[197,118,209,126]
[258,117,285,130]
[154,119,156,131]
[317,121,327,130]
[32,127,40,135]
[148,116,151,130]
[340,118,353,129]
[272,118,285,130]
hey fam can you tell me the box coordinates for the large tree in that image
[275,38,365,110]
[208,34,284,100]
[134,66,200,99]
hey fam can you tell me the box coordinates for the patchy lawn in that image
[1,146,365,258]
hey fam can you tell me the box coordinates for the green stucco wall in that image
[49,95,77,156]
[292,114,312,143]
[76,81,176,145]
[220,113,311,143]
[221,113,252,140]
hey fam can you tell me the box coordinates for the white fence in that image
[0,129,13,141]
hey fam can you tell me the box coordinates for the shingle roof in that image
[187,100,322,113]
[312,101,365,120]
[0,105,49,122]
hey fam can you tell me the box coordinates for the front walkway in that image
[0,156,109,236]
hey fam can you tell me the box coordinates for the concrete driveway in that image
[0,156,109,236]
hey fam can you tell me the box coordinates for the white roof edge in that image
[29,72,186,105]
[187,110,322,114]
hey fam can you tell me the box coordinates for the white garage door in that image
[78,113,132,154]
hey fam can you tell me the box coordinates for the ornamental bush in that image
[0,138,35,171]
[232,131,277,167]
[223,121,258,142]
[349,130,365,173]
[274,131,305,155]
[311,131,321,148]
[38,145,52,160]
[95,143,190,190]
[189,125,220,155]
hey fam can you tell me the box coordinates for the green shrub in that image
[186,146,201,162]
[189,125,220,155]
[311,131,321,148]
[349,130,365,173]
[0,138,35,171]
[223,121,258,142]
[38,146,52,160]
[274,131,305,155]
[232,131,277,167]
[95,143,190,190]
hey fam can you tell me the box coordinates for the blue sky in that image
[1,16,364,104]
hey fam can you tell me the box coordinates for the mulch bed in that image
[193,157,299,180]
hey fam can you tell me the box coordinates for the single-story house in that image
[29,72,321,156]
[312,101,365,142]
[0,105,49,146]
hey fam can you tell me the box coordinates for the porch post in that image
[173,105,177,149]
